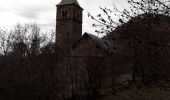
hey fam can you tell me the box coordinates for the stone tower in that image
[56,0,83,55]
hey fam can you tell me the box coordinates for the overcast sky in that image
[0,0,130,35]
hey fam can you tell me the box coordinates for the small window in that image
[73,11,76,19]
[62,11,67,19]
[77,13,79,19]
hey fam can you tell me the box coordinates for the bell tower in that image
[56,0,83,55]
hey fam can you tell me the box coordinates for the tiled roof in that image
[57,0,80,6]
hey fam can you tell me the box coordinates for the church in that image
[55,0,133,99]
[0,0,169,99]
[55,0,170,99]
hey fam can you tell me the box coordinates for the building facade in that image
[55,0,133,99]
[56,0,83,56]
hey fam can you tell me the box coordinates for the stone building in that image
[55,0,170,99]
[55,0,133,99]
[56,0,83,56]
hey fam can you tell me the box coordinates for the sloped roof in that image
[57,0,80,7]
[72,32,112,52]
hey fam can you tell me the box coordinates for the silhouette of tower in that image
[56,0,83,55]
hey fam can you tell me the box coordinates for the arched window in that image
[62,11,67,19]
[77,13,79,20]
[73,11,76,19]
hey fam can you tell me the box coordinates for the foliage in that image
[88,0,170,35]
[0,23,56,99]
[0,23,55,56]
[88,0,170,84]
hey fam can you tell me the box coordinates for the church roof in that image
[72,32,113,53]
[84,33,111,50]
[57,0,80,7]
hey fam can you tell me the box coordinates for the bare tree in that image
[0,29,13,55]
[88,0,170,85]
[0,23,52,57]
[88,0,170,35]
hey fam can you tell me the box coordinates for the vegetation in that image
[0,0,170,100]
[84,0,170,99]
[0,23,56,99]
[89,0,170,35]
[88,0,170,83]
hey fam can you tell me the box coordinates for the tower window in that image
[73,11,76,19]
[77,13,79,19]
[62,11,67,19]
